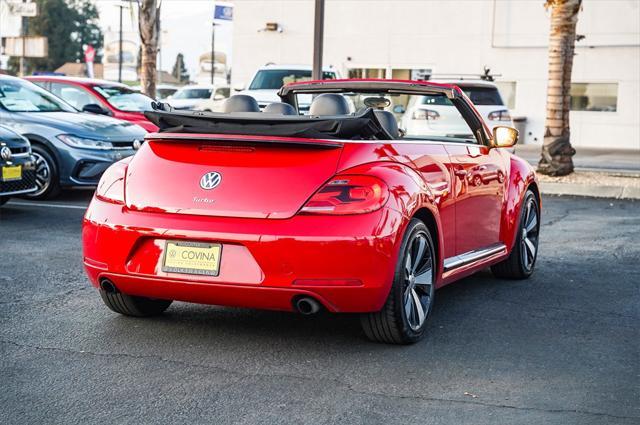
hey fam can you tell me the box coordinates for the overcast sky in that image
[94,0,233,78]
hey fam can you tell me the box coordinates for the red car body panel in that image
[82,79,539,313]
[26,76,158,132]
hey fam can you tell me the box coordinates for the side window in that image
[49,83,99,110]
[399,94,481,144]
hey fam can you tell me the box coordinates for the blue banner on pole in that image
[214,5,233,21]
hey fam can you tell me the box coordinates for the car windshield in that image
[294,91,477,143]
[0,78,76,112]
[172,88,212,99]
[419,86,504,107]
[459,86,504,105]
[249,70,336,90]
[94,85,154,111]
[156,88,177,100]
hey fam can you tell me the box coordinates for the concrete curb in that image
[540,182,640,200]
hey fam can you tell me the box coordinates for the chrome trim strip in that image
[443,243,507,272]
[8,152,31,158]
[0,187,38,196]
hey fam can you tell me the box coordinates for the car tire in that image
[99,289,172,317]
[24,144,61,200]
[360,218,436,344]
[491,189,540,279]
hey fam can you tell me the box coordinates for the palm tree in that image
[138,0,160,99]
[538,0,582,176]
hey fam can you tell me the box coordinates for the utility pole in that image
[311,0,325,80]
[19,16,27,77]
[118,3,123,82]
[211,22,216,85]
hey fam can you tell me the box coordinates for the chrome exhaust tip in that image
[294,297,322,315]
[99,278,118,293]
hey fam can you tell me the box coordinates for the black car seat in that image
[222,95,260,113]
[263,102,297,115]
[373,110,399,139]
[309,93,350,116]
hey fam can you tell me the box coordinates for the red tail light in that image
[300,175,389,215]
[96,161,126,205]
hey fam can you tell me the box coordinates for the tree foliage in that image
[171,53,189,83]
[12,0,103,74]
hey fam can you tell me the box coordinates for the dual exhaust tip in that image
[101,278,322,316]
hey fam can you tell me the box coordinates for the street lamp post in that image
[118,4,123,82]
[210,22,217,85]
[312,0,325,81]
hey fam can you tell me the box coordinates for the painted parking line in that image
[7,201,88,210]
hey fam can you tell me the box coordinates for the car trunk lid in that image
[125,134,344,219]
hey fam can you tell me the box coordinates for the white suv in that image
[400,80,513,138]
[238,64,340,111]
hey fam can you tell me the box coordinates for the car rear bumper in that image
[82,197,405,313]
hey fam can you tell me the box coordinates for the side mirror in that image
[393,105,406,114]
[213,93,226,101]
[82,103,111,116]
[233,83,245,92]
[492,126,518,148]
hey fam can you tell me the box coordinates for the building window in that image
[495,81,516,110]
[570,83,618,112]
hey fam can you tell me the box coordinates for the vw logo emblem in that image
[0,146,11,161]
[132,139,142,150]
[200,171,221,190]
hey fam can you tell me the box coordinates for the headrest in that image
[309,93,350,116]
[222,95,260,113]
[263,102,297,115]
[374,110,399,139]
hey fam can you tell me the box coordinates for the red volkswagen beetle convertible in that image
[82,79,540,344]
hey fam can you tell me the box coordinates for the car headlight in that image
[57,134,114,150]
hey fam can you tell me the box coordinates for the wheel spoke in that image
[412,236,426,274]
[526,213,537,233]
[522,240,529,266]
[524,237,536,260]
[411,289,425,326]
[414,266,432,287]
[404,288,413,320]
[404,253,412,277]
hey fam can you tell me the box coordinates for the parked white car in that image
[195,87,231,112]
[399,80,513,138]
[166,85,224,110]
[237,64,340,111]
[131,84,179,100]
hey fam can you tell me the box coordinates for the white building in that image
[231,0,640,149]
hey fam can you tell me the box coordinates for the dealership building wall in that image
[231,0,640,150]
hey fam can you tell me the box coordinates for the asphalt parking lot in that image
[0,192,638,425]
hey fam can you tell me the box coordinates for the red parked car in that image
[82,79,540,344]
[27,76,158,132]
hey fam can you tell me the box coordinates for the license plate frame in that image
[1,165,22,182]
[161,240,222,277]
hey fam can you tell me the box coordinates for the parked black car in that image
[0,125,37,205]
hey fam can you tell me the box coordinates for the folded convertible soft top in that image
[144,105,389,140]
